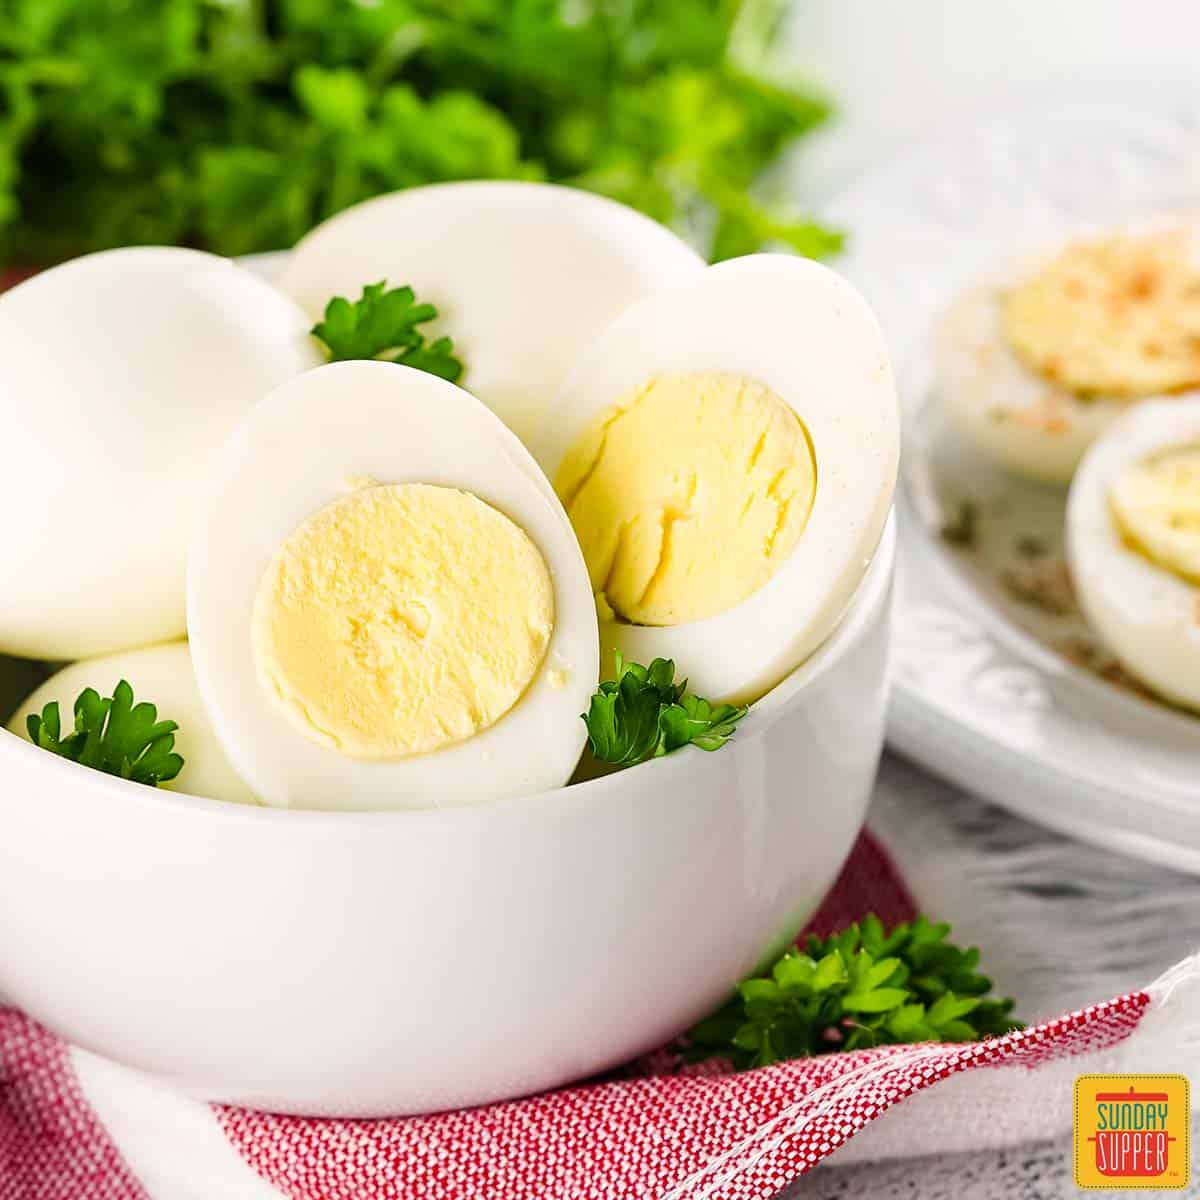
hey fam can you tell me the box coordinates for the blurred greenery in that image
[0,0,839,264]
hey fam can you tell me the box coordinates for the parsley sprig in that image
[26,680,184,787]
[687,914,1020,1068]
[312,281,464,382]
[583,654,747,767]
[0,4,836,266]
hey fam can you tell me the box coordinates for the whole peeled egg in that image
[0,248,322,660]
[277,181,704,459]
[8,642,258,806]
[542,253,899,704]
[187,360,599,810]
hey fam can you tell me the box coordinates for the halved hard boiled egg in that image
[541,254,899,704]
[0,248,321,660]
[1067,397,1200,711]
[187,360,599,810]
[8,642,258,806]
[278,182,704,455]
[935,220,1200,483]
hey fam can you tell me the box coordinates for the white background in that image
[787,0,1200,200]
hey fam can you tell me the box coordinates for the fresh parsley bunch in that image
[0,1,837,264]
[26,680,183,787]
[583,654,747,767]
[312,281,463,381]
[687,914,1020,1068]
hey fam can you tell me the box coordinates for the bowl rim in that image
[0,515,894,828]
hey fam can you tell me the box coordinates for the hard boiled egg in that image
[187,360,599,810]
[541,254,899,704]
[8,642,258,806]
[1066,397,1200,711]
[935,220,1200,483]
[277,182,704,456]
[0,248,321,661]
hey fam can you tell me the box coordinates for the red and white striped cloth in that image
[1,830,1188,1200]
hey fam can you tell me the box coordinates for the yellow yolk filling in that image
[554,371,815,626]
[252,483,553,758]
[1003,228,1200,398]
[1110,445,1200,584]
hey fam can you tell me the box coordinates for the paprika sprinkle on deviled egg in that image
[935,219,1200,483]
[1005,226,1200,399]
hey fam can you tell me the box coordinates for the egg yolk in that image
[1003,229,1200,398]
[252,482,553,758]
[1110,445,1200,584]
[554,371,815,626]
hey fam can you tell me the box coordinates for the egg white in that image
[0,248,321,661]
[277,181,704,458]
[1066,396,1200,711]
[934,274,1124,483]
[541,254,900,703]
[187,360,600,810]
[8,642,258,806]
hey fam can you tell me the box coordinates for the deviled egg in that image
[1067,397,1200,711]
[187,360,599,810]
[8,643,258,806]
[935,220,1200,482]
[542,254,899,704]
[0,248,321,660]
[278,182,704,453]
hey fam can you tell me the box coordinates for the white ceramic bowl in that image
[0,519,893,1116]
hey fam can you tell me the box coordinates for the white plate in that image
[823,75,1200,872]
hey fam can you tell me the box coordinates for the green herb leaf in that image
[0,2,836,265]
[842,986,911,1014]
[395,335,465,383]
[582,654,748,767]
[26,680,183,787]
[582,672,664,768]
[659,693,748,754]
[312,281,463,382]
[685,914,1021,1068]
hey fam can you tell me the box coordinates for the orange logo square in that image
[1075,1075,1190,1189]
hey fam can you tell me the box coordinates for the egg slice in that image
[935,220,1200,483]
[0,247,321,661]
[8,643,258,806]
[541,254,899,704]
[1066,397,1200,711]
[187,360,599,810]
[277,181,704,456]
